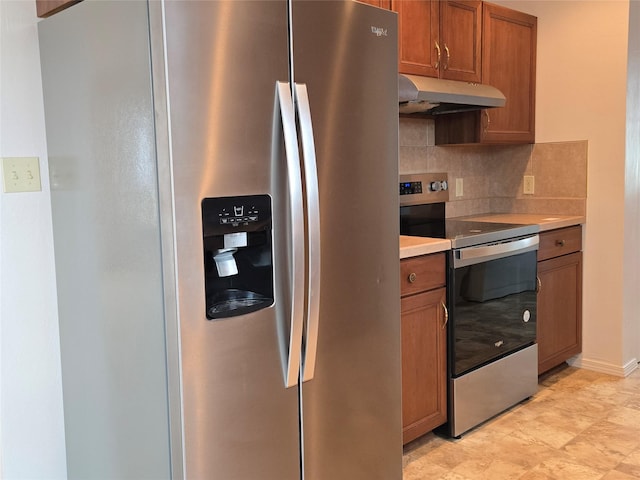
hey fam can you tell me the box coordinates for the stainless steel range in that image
[400,173,539,437]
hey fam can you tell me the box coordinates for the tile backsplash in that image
[399,118,587,218]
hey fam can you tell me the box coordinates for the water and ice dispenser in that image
[202,195,274,319]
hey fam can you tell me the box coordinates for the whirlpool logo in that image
[371,26,388,37]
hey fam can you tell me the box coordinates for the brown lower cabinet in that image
[400,253,447,444]
[537,226,583,374]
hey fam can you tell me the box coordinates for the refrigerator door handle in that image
[294,83,320,383]
[276,81,305,388]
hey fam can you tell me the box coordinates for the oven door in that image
[448,235,539,378]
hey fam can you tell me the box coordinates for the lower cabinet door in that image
[401,287,447,444]
[537,252,583,374]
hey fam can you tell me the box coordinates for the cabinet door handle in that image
[536,276,542,293]
[556,239,565,247]
[408,272,417,283]
[443,43,450,70]
[434,41,441,70]
[441,302,448,328]
[483,110,491,133]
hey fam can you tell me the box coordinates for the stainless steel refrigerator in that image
[39,1,400,478]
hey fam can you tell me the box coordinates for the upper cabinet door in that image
[439,1,482,82]
[481,3,537,143]
[393,1,480,81]
[393,0,440,77]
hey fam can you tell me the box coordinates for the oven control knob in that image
[408,272,417,283]
[523,310,531,322]
[429,181,442,192]
[441,180,448,191]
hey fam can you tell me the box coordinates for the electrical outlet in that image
[2,157,41,193]
[455,178,463,197]
[523,175,535,195]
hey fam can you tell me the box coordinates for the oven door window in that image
[449,250,537,377]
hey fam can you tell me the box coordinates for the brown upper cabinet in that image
[36,0,81,17]
[392,1,482,83]
[480,3,537,143]
[434,3,537,144]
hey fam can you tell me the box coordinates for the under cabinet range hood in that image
[398,73,506,115]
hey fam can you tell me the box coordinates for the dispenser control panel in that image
[202,195,271,236]
[218,204,261,225]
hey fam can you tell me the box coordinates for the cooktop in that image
[399,203,538,248]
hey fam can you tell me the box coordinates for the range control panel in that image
[399,180,423,196]
[399,173,449,206]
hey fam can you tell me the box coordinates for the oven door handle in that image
[454,235,539,268]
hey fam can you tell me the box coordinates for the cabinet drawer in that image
[538,226,582,261]
[400,253,446,297]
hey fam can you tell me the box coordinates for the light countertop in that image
[459,213,585,232]
[400,214,584,259]
[400,236,451,259]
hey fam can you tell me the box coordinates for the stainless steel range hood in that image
[399,73,506,115]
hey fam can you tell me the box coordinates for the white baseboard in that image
[568,355,639,377]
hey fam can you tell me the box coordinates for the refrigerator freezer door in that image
[161,2,300,478]
[291,2,402,479]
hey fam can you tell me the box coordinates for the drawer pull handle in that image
[442,302,448,328]
[408,272,417,283]
[536,276,541,293]
[556,239,565,247]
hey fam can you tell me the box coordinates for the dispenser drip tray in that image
[207,289,273,319]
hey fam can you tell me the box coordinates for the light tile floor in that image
[403,364,640,479]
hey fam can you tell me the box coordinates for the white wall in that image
[0,1,67,478]
[494,0,637,375]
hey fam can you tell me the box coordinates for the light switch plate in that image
[455,178,463,197]
[2,157,42,193]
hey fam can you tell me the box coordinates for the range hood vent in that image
[398,74,506,115]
